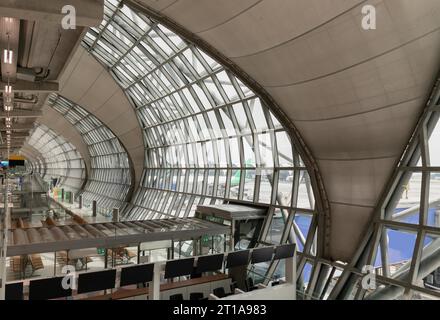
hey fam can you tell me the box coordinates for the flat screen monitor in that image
[195,254,224,273]
[77,269,116,294]
[0,160,8,168]
[274,244,296,260]
[120,263,154,287]
[29,276,72,300]
[164,258,195,279]
[226,250,250,268]
[5,282,23,300]
[251,247,274,264]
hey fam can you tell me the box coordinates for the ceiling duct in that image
[16,67,36,82]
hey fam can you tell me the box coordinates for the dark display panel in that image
[120,263,154,287]
[5,282,23,300]
[251,247,274,264]
[164,258,195,279]
[77,269,116,294]
[195,254,224,273]
[29,276,72,300]
[226,250,250,268]
[274,244,296,260]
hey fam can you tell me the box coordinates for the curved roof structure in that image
[47,93,133,210]
[129,0,440,261]
[24,124,86,192]
[2,0,440,301]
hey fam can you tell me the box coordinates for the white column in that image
[150,262,162,300]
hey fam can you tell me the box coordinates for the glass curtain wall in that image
[47,94,132,210]
[26,124,85,192]
[82,0,318,283]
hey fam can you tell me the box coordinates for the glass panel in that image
[428,173,440,227]
[298,171,315,210]
[377,227,417,277]
[429,119,440,166]
[294,213,313,252]
[267,208,285,244]
[391,172,422,225]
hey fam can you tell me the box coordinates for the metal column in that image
[112,208,119,222]
[92,200,97,217]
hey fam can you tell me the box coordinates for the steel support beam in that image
[0,110,42,118]
[367,237,440,300]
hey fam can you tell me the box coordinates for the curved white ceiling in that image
[133,0,440,261]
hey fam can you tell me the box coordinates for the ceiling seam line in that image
[194,0,265,34]
[316,155,400,161]
[228,0,368,59]
[291,96,423,122]
[261,26,440,88]
[329,201,375,209]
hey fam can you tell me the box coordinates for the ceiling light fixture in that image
[4,85,12,94]
[3,49,12,64]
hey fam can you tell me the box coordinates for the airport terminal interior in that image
[0,0,440,301]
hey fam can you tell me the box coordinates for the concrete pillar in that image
[78,195,82,209]
[112,208,119,222]
[69,192,74,204]
[92,200,97,217]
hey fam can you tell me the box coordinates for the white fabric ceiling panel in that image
[328,203,373,261]
[75,68,121,113]
[165,0,360,57]
[295,98,423,160]
[159,0,260,33]
[319,158,395,208]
